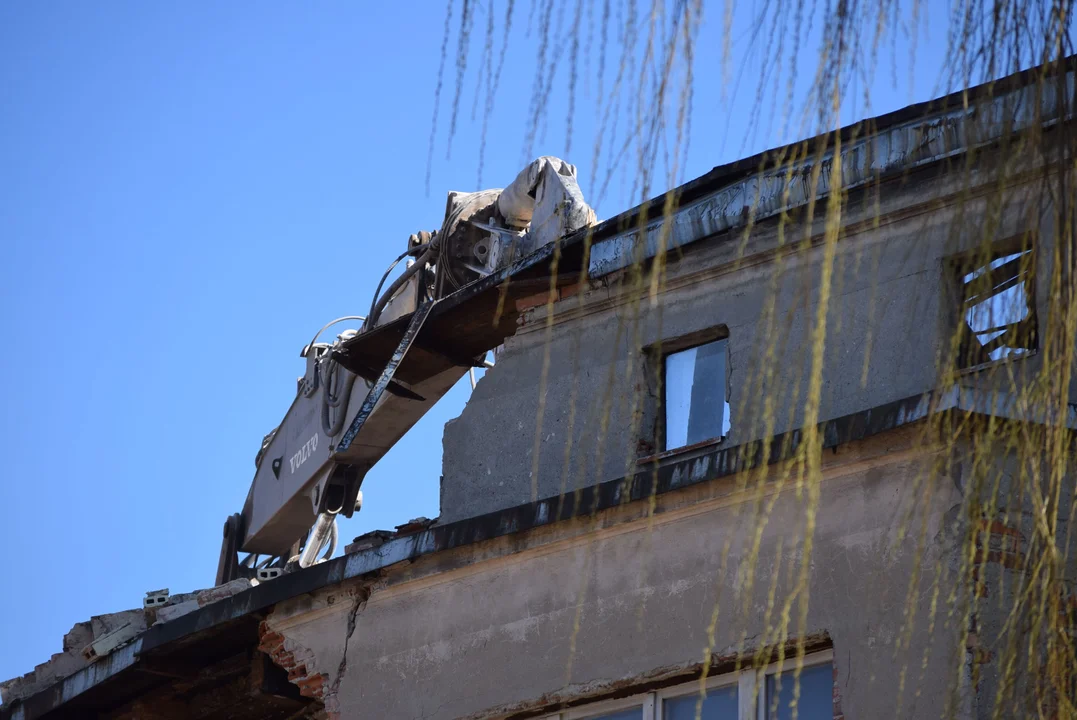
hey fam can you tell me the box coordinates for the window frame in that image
[655,666,744,719]
[753,648,835,720]
[649,326,732,454]
[949,238,1039,374]
[539,649,834,720]
[562,693,654,719]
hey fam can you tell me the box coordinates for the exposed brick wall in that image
[832,660,845,720]
[258,621,331,712]
[514,281,584,314]
[969,518,1026,599]
[975,519,1024,570]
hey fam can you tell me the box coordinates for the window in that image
[554,696,650,720]
[764,662,834,720]
[541,651,834,720]
[956,245,1037,369]
[663,337,732,451]
[662,681,738,719]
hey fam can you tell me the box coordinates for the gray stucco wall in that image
[269,431,964,719]
[440,168,1051,524]
[950,439,1077,719]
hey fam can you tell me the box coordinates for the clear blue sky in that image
[0,1,954,690]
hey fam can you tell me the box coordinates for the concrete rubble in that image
[1,510,438,708]
[0,578,251,706]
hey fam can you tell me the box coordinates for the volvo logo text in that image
[289,434,318,474]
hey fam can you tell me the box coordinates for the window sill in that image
[638,434,729,466]
[956,348,1037,377]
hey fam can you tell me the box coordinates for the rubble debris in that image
[143,588,169,608]
[0,607,146,705]
[345,529,394,554]
[342,517,437,555]
[256,566,283,582]
[153,578,251,625]
[394,516,435,535]
[0,578,254,706]
[90,608,144,640]
[154,598,200,624]
[81,622,140,662]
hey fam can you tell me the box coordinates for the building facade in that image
[3,62,1076,720]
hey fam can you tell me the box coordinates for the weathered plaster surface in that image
[268,431,964,719]
[441,165,1052,524]
[948,440,1077,719]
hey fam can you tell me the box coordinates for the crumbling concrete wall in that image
[946,439,1077,719]
[265,429,965,719]
[0,609,147,706]
[0,579,251,707]
[441,166,1053,523]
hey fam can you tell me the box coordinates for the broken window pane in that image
[766,663,833,720]
[665,339,731,450]
[959,248,1037,367]
[663,684,738,719]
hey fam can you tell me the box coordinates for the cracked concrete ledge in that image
[0,579,252,711]
[0,609,149,707]
[259,581,372,720]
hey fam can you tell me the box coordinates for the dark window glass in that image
[766,663,833,720]
[663,683,738,719]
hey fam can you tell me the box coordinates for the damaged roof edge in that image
[337,58,1076,371]
[5,383,1073,720]
[2,640,143,720]
[585,62,1076,277]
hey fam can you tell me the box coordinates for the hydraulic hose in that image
[298,513,338,568]
[368,246,434,328]
[323,519,338,562]
[321,358,358,437]
[320,240,434,443]
[366,243,430,327]
[303,316,367,358]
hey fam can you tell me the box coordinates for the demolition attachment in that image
[217,157,597,585]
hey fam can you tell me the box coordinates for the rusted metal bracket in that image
[336,300,435,453]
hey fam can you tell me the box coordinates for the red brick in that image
[514,290,558,312]
[832,658,844,720]
[257,620,330,704]
[560,282,581,298]
[973,519,1025,570]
